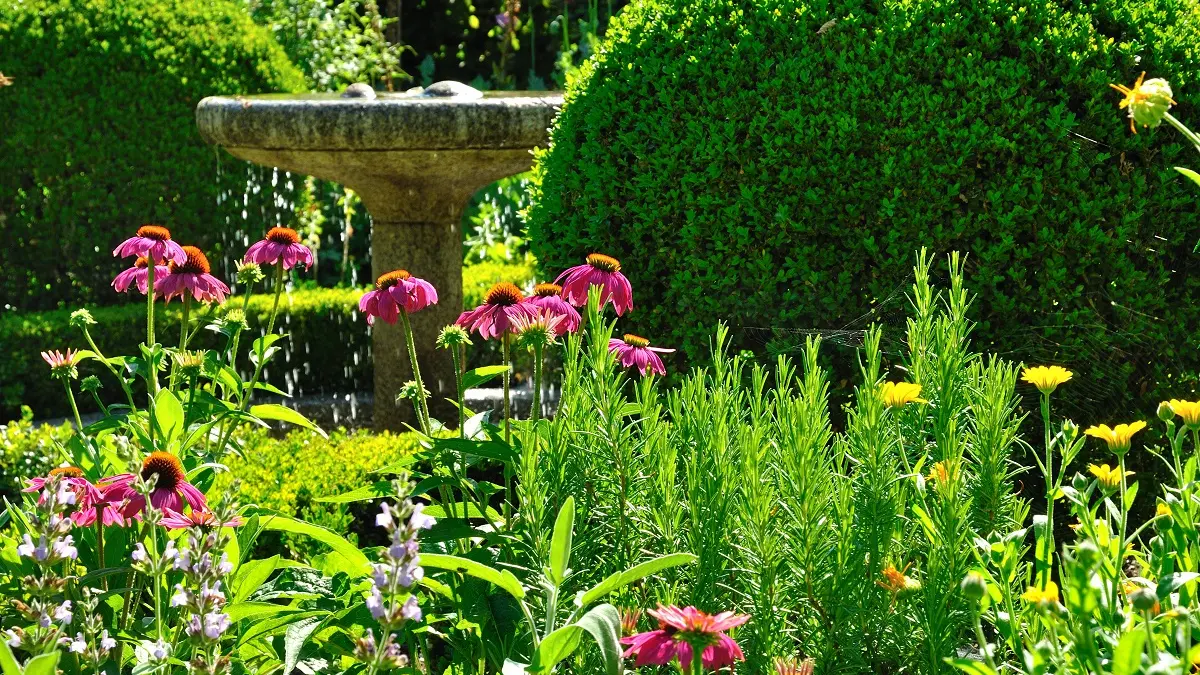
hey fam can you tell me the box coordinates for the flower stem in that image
[81,326,138,414]
[531,343,543,425]
[451,344,465,438]
[169,295,192,390]
[502,332,512,526]
[64,381,83,432]
[400,310,430,434]
[1038,392,1054,590]
[95,518,106,591]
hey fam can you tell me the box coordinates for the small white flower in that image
[53,534,77,560]
[366,589,385,620]
[174,548,191,571]
[170,584,189,608]
[131,543,147,563]
[401,595,422,622]
[409,504,436,531]
[4,630,21,648]
[151,639,170,661]
[17,534,36,560]
[376,504,393,529]
[53,600,73,625]
[68,633,86,654]
[99,630,116,651]
[216,552,233,576]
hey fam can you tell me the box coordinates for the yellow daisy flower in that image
[1021,581,1059,606]
[1021,365,1072,395]
[1089,463,1134,491]
[880,381,926,408]
[1084,421,1147,454]
[1167,399,1200,429]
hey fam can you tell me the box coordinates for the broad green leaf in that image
[576,604,624,675]
[315,481,398,504]
[155,389,184,445]
[249,404,327,438]
[226,601,300,623]
[238,610,328,646]
[1112,629,1146,675]
[1157,572,1200,599]
[943,658,996,675]
[549,497,575,585]
[284,616,325,675]
[462,365,510,391]
[577,553,696,607]
[0,641,21,675]
[253,511,369,575]
[1124,481,1139,511]
[232,555,279,603]
[370,454,420,475]
[422,502,502,522]
[433,437,517,464]
[422,553,525,599]
[528,625,584,674]
[22,652,60,675]
[1176,166,1200,188]
[422,518,485,544]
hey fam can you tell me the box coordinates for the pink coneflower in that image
[103,452,207,519]
[620,605,749,671]
[154,246,230,304]
[41,349,83,378]
[608,334,676,376]
[24,466,102,507]
[244,226,314,270]
[113,225,187,265]
[161,509,243,530]
[359,269,439,325]
[456,282,540,340]
[526,283,581,335]
[555,253,634,315]
[112,256,170,295]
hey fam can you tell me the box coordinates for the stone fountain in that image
[196,82,562,431]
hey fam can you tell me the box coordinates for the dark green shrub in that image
[0,0,306,311]
[0,261,534,421]
[527,0,1200,419]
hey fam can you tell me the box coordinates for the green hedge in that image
[527,0,1200,419]
[0,420,420,556]
[0,0,306,311]
[1,261,535,421]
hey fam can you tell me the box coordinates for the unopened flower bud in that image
[80,376,102,393]
[1158,401,1175,422]
[436,324,472,349]
[960,572,988,602]
[1061,419,1079,441]
[1130,587,1159,612]
[235,260,265,286]
[69,309,96,328]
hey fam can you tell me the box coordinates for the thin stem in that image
[400,310,430,434]
[1039,392,1055,590]
[81,326,138,413]
[451,343,465,438]
[151,526,163,640]
[217,265,286,455]
[502,332,513,526]
[64,381,83,432]
[531,343,543,425]
[95,518,106,591]
[170,295,192,389]
[973,611,998,672]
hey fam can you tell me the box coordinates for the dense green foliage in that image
[0,262,534,421]
[0,0,305,310]
[528,0,1200,420]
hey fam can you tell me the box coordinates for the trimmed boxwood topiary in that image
[528,0,1200,418]
[0,0,306,311]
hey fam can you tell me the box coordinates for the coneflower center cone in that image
[266,226,301,244]
[486,282,524,306]
[141,452,186,492]
[622,334,650,348]
[586,253,621,272]
[375,269,412,290]
[171,246,211,274]
[136,225,172,241]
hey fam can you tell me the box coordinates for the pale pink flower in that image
[555,253,633,315]
[40,349,82,372]
[154,246,229,304]
[455,282,540,340]
[112,256,170,295]
[526,283,581,335]
[358,269,439,325]
[608,334,675,376]
[244,226,314,270]
[620,605,749,670]
[113,225,187,265]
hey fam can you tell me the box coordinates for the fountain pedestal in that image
[196,88,562,430]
